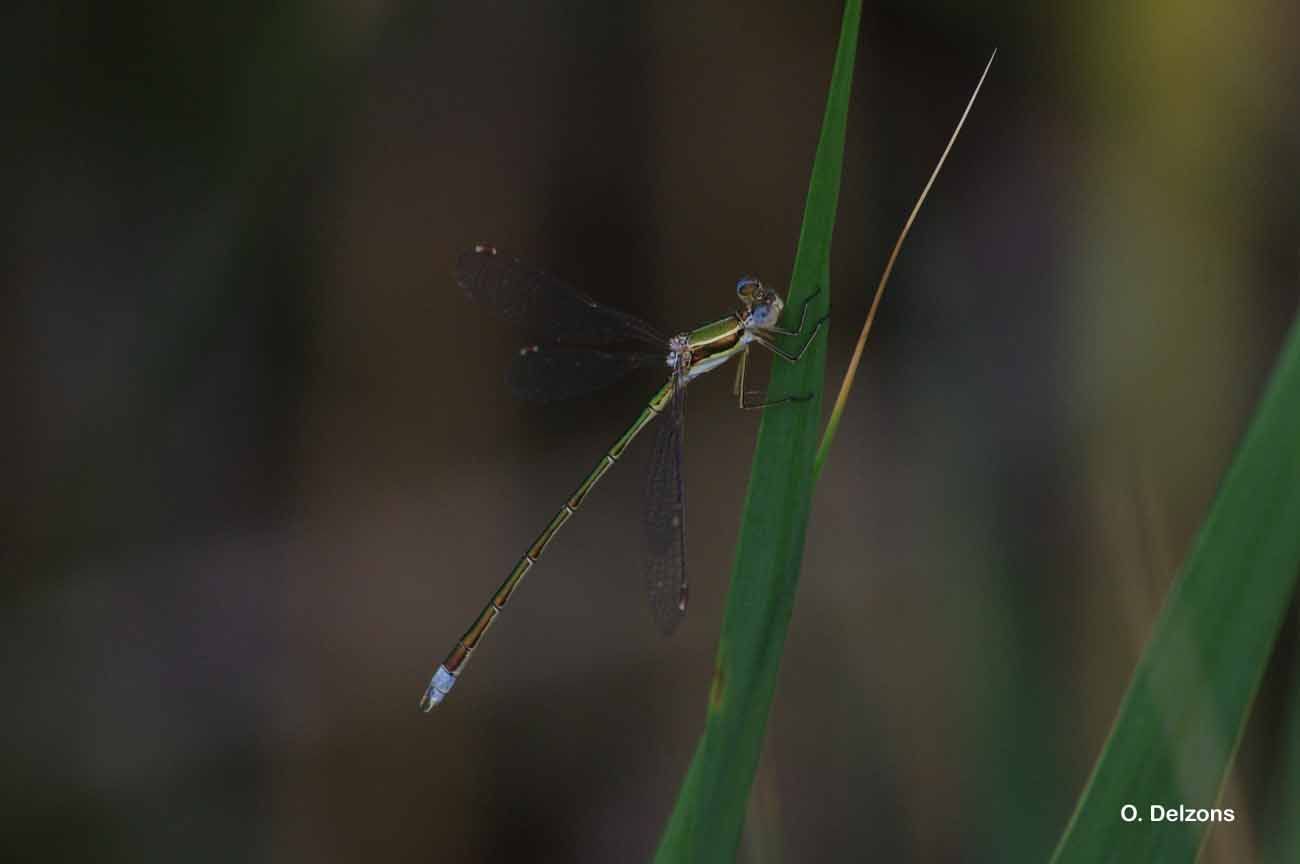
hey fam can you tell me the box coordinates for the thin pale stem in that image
[814,49,996,478]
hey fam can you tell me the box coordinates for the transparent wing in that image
[457,245,666,346]
[643,374,687,634]
[508,346,665,402]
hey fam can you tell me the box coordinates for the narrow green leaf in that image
[1268,630,1300,862]
[653,1,861,860]
[1051,316,1300,863]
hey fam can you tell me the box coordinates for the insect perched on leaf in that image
[419,244,828,710]
[420,47,996,712]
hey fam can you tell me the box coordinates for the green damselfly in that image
[420,245,826,710]
[421,49,996,712]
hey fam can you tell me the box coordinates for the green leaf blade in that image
[1051,316,1300,863]
[654,1,861,860]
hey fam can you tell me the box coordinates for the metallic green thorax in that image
[685,316,743,354]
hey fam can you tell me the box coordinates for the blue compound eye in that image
[736,277,761,300]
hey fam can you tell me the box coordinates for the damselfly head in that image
[737,277,784,329]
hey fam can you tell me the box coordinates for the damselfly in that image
[419,244,826,710]
[419,50,995,711]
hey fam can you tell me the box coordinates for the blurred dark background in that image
[6,1,1300,861]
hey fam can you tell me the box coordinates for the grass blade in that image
[814,50,995,478]
[653,1,861,859]
[1050,315,1300,862]
[1267,630,1300,862]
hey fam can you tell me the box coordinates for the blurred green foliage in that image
[1052,318,1300,862]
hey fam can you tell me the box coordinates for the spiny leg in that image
[732,345,748,396]
[734,343,814,410]
[740,390,814,411]
[764,285,822,337]
[751,313,829,363]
